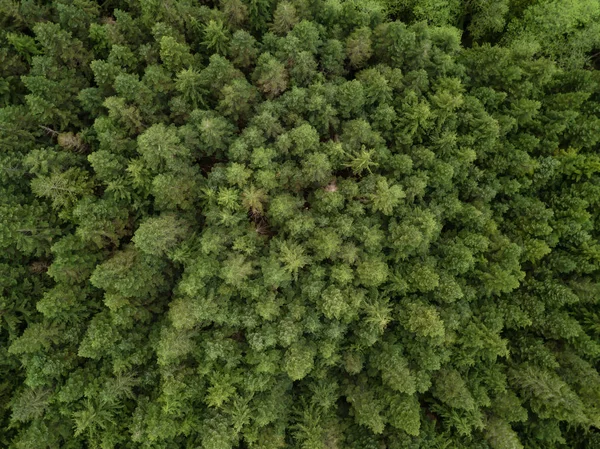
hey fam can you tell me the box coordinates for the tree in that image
[503,0,600,68]
[159,35,194,73]
[319,39,346,77]
[253,53,289,99]
[271,1,299,36]
[3,1,600,448]
[136,123,191,172]
[132,214,191,257]
[30,168,94,217]
[175,68,207,109]
[346,27,373,69]
[218,78,259,123]
[228,30,259,69]
[203,20,230,56]
[221,0,248,28]
[247,0,274,35]
[90,244,172,299]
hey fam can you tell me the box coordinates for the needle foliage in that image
[1,0,600,448]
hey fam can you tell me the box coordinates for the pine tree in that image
[2,1,600,448]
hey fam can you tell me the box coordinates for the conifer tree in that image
[1,1,600,448]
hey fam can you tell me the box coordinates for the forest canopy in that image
[1,0,600,448]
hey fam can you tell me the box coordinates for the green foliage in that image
[253,52,289,99]
[132,214,191,257]
[204,20,230,56]
[503,0,600,68]
[2,1,600,448]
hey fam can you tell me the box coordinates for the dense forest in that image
[1,0,600,448]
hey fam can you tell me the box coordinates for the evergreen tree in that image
[1,1,600,448]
